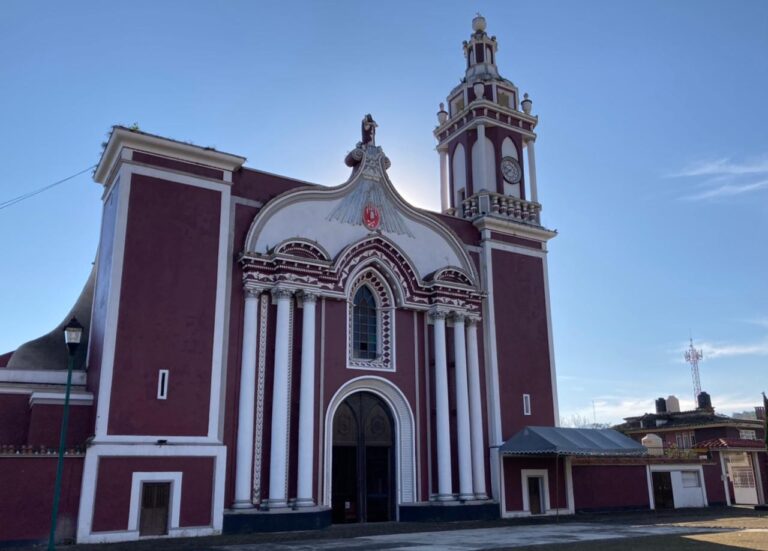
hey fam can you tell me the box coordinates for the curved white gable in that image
[245,144,476,282]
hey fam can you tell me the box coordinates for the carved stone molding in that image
[451,312,466,323]
[271,287,294,300]
[429,308,448,321]
[244,287,262,299]
[300,290,319,304]
[465,315,481,327]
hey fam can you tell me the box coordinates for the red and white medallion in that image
[362,203,381,230]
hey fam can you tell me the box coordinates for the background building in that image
[615,393,767,508]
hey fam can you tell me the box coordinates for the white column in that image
[526,139,538,203]
[452,314,473,501]
[466,318,488,500]
[476,124,488,191]
[296,291,318,507]
[268,287,293,508]
[233,289,260,508]
[431,310,453,500]
[439,147,450,213]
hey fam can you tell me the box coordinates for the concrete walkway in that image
[214,523,730,550]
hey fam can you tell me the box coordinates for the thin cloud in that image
[670,157,768,178]
[681,179,768,201]
[669,155,768,202]
[672,337,768,360]
[698,339,768,359]
[744,317,768,329]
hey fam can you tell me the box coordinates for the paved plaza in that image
[215,523,736,551]
[68,508,768,551]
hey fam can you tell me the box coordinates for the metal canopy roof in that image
[500,426,647,457]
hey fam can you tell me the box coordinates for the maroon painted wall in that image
[702,460,727,505]
[0,394,29,444]
[433,212,481,247]
[109,175,220,436]
[759,453,768,503]
[492,250,554,437]
[132,151,224,180]
[503,457,567,512]
[0,457,83,543]
[232,168,313,204]
[321,300,421,419]
[27,404,93,448]
[92,456,214,532]
[572,465,650,512]
[0,350,13,367]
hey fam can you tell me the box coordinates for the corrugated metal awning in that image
[500,426,647,457]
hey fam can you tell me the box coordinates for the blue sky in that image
[1,1,766,423]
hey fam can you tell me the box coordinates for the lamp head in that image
[63,317,83,355]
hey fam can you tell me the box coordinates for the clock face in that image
[500,156,521,184]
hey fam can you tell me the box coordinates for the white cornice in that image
[474,216,557,242]
[29,390,94,406]
[94,127,246,185]
[0,369,87,385]
[434,99,538,137]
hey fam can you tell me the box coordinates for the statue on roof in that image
[361,114,377,146]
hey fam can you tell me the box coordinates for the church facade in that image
[1,16,567,544]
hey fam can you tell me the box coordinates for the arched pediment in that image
[243,142,477,285]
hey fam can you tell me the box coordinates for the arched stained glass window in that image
[353,286,378,360]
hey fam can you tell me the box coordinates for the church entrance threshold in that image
[331,392,395,523]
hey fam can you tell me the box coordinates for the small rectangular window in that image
[681,471,700,488]
[523,394,531,416]
[157,369,169,400]
[739,430,756,440]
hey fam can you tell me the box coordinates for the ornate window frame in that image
[346,268,395,371]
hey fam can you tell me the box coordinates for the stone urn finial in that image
[521,93,532,115]
[472,13,486,33]
[473,82,485,101]
[437,102,448,124]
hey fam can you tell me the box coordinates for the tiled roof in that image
[697,437,766,450]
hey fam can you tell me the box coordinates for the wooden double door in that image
[331,392,395,523]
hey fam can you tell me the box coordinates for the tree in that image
[560,413,611,429]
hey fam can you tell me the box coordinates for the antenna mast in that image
[683,338,703,404]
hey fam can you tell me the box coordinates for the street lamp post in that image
[48,317,83,550]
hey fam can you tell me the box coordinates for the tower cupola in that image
[463,14,500,83]
[434,15,543,229]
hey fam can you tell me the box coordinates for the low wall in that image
[0,454,84,545]
[572,464,650,512]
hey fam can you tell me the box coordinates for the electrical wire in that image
[0,165,97,212]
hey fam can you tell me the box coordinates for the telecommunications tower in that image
[683,338,703,404]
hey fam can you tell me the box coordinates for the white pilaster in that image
[439,147,450,213]
[476,124,488,191]
[233,289,260,508]
[452,314,473,501]
[431,310,453,500]
[296,291,318,507]
[268,287,293,508]
[466,318,488,500]
[526,139,538,203]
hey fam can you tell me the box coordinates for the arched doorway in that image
[331,392,395,523]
